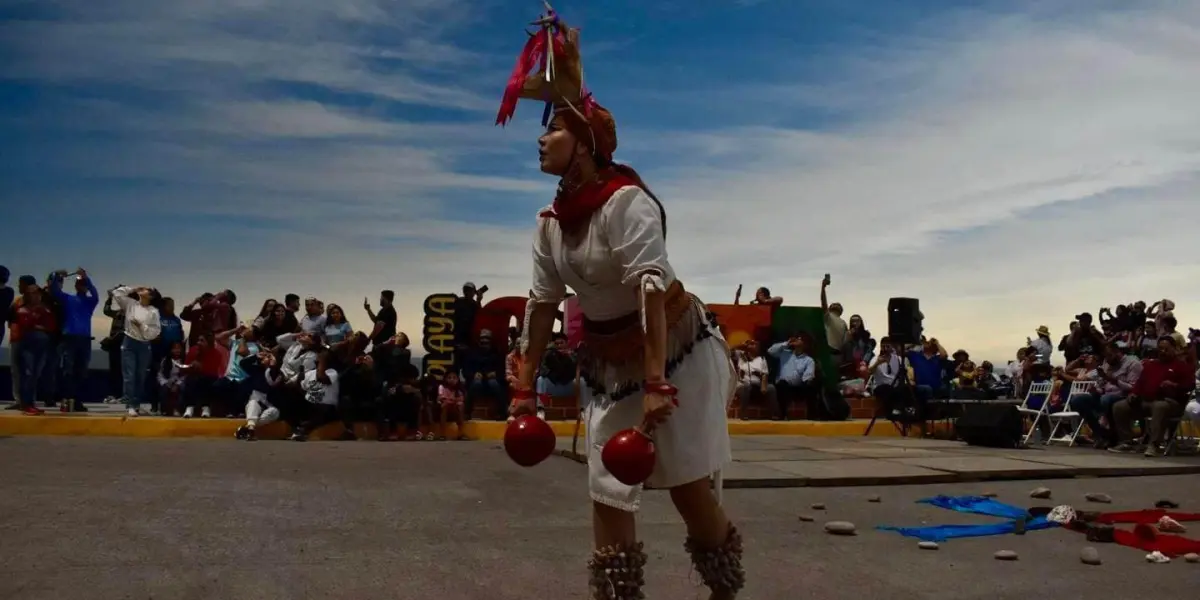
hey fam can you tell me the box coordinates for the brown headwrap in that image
[557,104,617,164]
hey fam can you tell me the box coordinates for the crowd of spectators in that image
[0,267,580,442]
[2,264,1194,447]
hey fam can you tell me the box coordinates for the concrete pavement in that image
[0,436,1195,600]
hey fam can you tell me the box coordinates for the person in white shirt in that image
[299,297,327,339]
[286,368,339,441]
[113,285,162,417]
[732,340,775,418]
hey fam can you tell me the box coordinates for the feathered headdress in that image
[496,2,596,128]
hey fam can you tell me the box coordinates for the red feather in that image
[496,33,547,126]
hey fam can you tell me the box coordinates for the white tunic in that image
[531,185,734,512]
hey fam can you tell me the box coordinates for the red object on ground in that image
[503,415,556,467]
[1079,509,1200,558]
[601,428,657,486]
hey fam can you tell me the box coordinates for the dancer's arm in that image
[518,217,567,393]
[517,304,557,390]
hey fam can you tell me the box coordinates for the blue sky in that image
[2,0,1198,363]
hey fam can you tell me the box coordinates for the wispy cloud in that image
[3,0,1198,364]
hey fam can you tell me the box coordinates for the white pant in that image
[1185,400,1200,424]
[246,391,279,426]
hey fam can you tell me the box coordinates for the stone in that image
[1085,493,1112,504]
[981,492,999,498]
[811,503,826,510]
[918,541,939,550]
[1156,499,1181,509]
[1184,553,1199,563]
[994,550,1019,561]
[867,495,882,503]
[1080,547,1101,565]
[1029,487,1051,499]
[824,521,857,536]
[798,514,815,522]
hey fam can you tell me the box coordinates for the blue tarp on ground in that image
[876,495,1060,542]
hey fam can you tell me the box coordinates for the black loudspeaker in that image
[955,404,1023,448]
[887,297,922,346]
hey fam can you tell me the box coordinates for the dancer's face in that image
[538,117,583,176]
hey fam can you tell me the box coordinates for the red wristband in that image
[643,381,679,406]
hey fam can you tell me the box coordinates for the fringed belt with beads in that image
[579,281,718,401]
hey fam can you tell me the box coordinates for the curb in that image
[0,414,909,441]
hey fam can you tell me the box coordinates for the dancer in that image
[499,7,742,599]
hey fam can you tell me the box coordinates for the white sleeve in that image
[605,187,672,288]
[531,213,567,305]
[113,286,137,311]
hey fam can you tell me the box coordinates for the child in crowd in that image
[436,372,469,441]
[156,342,185,416]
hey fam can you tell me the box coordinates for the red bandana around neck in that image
[541,169,635,233]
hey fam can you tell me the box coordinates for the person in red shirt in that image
[179,333,229,419]
[1109,336,1196,456]
[13,287,57,415]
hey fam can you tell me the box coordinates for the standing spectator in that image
[820,275,848,359]
[1031,326,1054,364]
[841,314,875,377]
[258,303,291,350]
[1147,299,1175,333]
[100,285,126,403]
[12,286,56,415]
[1064,313,1105,358]
[1159,315,1186,351]
[0,266,12,348]
[1057,322,1079,364]
[181,290,237,347]
[282,294,301,334]
[113,286,162,417]
[364,290,398,393]
[453,282,484,350]
[734,285,783,312]
[38,273,66,407]
[50,268,99,411]
[462,329,507,420]
[6,275,38,409]
[733,340,775,418]
[149,297,186,411]
[299,297,326,338]
[1108,336,1195,456]
[1131,321,1158,358]
[323,304,352,344]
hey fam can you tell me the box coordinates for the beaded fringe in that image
[684,525,746,598]
[588,541,648,600]
[583,296,712,401]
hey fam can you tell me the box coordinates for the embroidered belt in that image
[581,281,693,365]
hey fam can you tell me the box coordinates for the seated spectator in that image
[323,304,352,345]
[437,372,469,441]
[1108,336,1196,456]
[180,333,227,418]
[733,340,775,416]
[287,362,341,442]
[463,329,507,421]
[1131,321,1158,358]
[1159,315,1185,351]
[1069,342,1141,449]
[906,337,949,402]
[379,356,421,441]
[322,332,374,441]
[538,333,576,398]
[1051,354,1100,407]
[954,359,978,389]
[867,337,902,397]
[504,343,546,421]
[766,334,817,421]
[155,342,186,416]
[212,324,260,417]
[840,315,875,379]
[235,351,282,441]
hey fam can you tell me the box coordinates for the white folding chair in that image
[1017,381,1054,445]
[1045,381,1092,446]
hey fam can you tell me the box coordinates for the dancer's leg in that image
[671,477,745,599]
[589,502,645,600]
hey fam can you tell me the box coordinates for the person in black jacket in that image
[461,329,507,421]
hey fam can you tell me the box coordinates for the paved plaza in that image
[0,436,1196,600]
[558,433,1200,488]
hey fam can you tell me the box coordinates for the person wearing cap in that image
[499,8,743,597]
[1064,314,1104,359]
